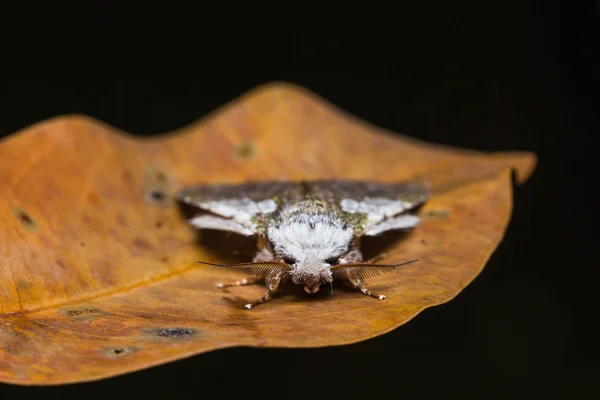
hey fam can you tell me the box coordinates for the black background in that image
[0,2,597,399]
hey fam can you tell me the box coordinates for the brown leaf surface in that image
[0,82,536,385]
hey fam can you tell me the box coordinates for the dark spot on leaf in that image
[150,190,166,202]
[116,214,128,227]
[131,312,158,320]
[155,220,163,228]
[155,171,167,183]
[87,192,100,206]
[420,239,428,246]
[104,346,138,358]
[60,306,108,321]
[80,241,85,247]
[122,169,133,183]
[13,208,36,231]
[161,256,169,263]
[133,237,154,250]
[155,328,196,338]
[107,228,122,240]
[145,166,171,184]
[56,259,67,269]
[143,167,173,207]
[235,140,257,160]
[421,209,450,220]
[145,188,170,207]
[15,280,33,293]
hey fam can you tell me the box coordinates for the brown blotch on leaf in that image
[132,237,154,250]
[235,140,257,160]
[154,170,168,183]
[59,307,108,322]
[144,166,172,185]
[13,208,37,231]
[87,192,100,206]
[420,209,450,220]
[81,214,93,226]
[122,169,133,183]
[116,214,128,227]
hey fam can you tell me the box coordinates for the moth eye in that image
[325,257,339,266]
[282,257,296,265]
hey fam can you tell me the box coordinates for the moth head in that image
[282,255,336,294]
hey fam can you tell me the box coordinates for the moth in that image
[177,180,429,309]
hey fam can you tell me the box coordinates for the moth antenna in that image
[196,260,232,267]
[392,259,419,267]
[198,260,293,278]
[330,259,419,281]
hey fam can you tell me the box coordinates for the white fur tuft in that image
[268,211,353,280]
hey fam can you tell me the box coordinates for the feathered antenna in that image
[330,259,418,280]
[196,260,293,277]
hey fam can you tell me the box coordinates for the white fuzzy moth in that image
[177,180,429,309]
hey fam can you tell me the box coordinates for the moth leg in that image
[245,273,283,310]
[216,276,261,289]
[348,278,386,301]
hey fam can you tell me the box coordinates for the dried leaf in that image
[0,82,536,384]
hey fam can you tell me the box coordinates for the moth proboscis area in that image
[177,179,429,309]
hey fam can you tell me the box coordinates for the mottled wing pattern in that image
[177,181,305,236]
[306,180,430,236]
[177,180,429,237]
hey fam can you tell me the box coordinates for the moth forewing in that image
[179,179,429,309]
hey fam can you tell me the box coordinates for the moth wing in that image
[176,181,305,236]
[306,180,430,236]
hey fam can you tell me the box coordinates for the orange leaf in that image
[0,83,536,384]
